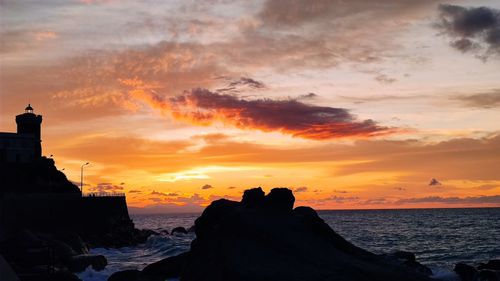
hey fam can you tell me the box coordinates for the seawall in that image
[0,193,132,241]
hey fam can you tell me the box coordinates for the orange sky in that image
[1,0,499,212]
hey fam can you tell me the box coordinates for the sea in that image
[77,208,500,281]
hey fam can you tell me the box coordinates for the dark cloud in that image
[129,190,142,193]
[297,93,318,100]
[437,4,500,57]
[397,195,500,205]
[166,88,394,140]
[228,186,237,189]
[201,184,214,190]
[294,186,308,193]
[215,77,266,94]
[394,187,406,191]
[429,178,442,186]
[452,90,500,108]
[450,38,480,53]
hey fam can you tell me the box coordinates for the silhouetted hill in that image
[0,156,80,194]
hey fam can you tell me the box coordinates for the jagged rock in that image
[479,260,500,271]
[241,187,265,207]
[142,252,188,279]
[67,254,107,272]
[171,227,188,235]
[264,187,294,210]
[454,263,478,281]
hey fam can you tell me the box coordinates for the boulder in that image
[171,227,188,235]
[264,187,295,210]
[241,187,265,207]
[67,254,107,272]
[454,263,477,281]
[176,188,433,281]
[479,260,500,271]
[142,252,188,279]
[478,269,500,281]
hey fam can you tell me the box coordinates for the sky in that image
[1,0,499,212]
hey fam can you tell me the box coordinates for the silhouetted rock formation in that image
[454,260,500,281]
[0,156,79,194]
[109,187,434,281]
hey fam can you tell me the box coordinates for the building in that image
[0,104,43,163]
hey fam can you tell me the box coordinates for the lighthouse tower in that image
[16,104,43,158]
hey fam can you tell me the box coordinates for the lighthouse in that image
[15,104,43,158]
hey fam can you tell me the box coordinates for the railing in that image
[83,192,126,197]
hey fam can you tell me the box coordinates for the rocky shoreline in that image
[3,187,498,281]
[105,187,499,281]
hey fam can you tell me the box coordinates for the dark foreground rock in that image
[110,187,434,281]
[454,259,500,281]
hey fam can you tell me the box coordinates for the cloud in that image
[228,186,237,189]
[161,88,394,140]
[151,190,179,197]
[428,178,442,186]
[215,77,266,94]
[294,186,308,193]
[394,187,406,191]
[437,4,500,57]
[129,190,142,193]
[201,184,214,190]
[90,182,124,192]
[363,198,388,204]
[297,93,318,100]
[374,74,397,84]
[452,90,500,108]
[397,195,500,205]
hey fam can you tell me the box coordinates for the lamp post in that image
[81,162,89,196]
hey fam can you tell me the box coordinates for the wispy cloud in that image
[397,195,500,204]
[452,90,500,108]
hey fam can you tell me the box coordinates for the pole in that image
[81,162,89,196]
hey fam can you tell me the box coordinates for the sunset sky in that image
[1,0,499,212]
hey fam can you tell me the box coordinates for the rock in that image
[479,260,500,271]
[67,254,107,272]
[264,187,295,210]
[478,269,500,281]
[108,269,141,281]
[385,251,416,263]
[454,263,477,281]
[55,231,89,255]
[176,188,433,281]
[142,252,188,279]
[381,251,431,276]
[52,269,83,281]
[171,227,188,235]
[241,187,265,207]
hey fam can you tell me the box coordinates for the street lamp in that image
[81,162,89,196]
